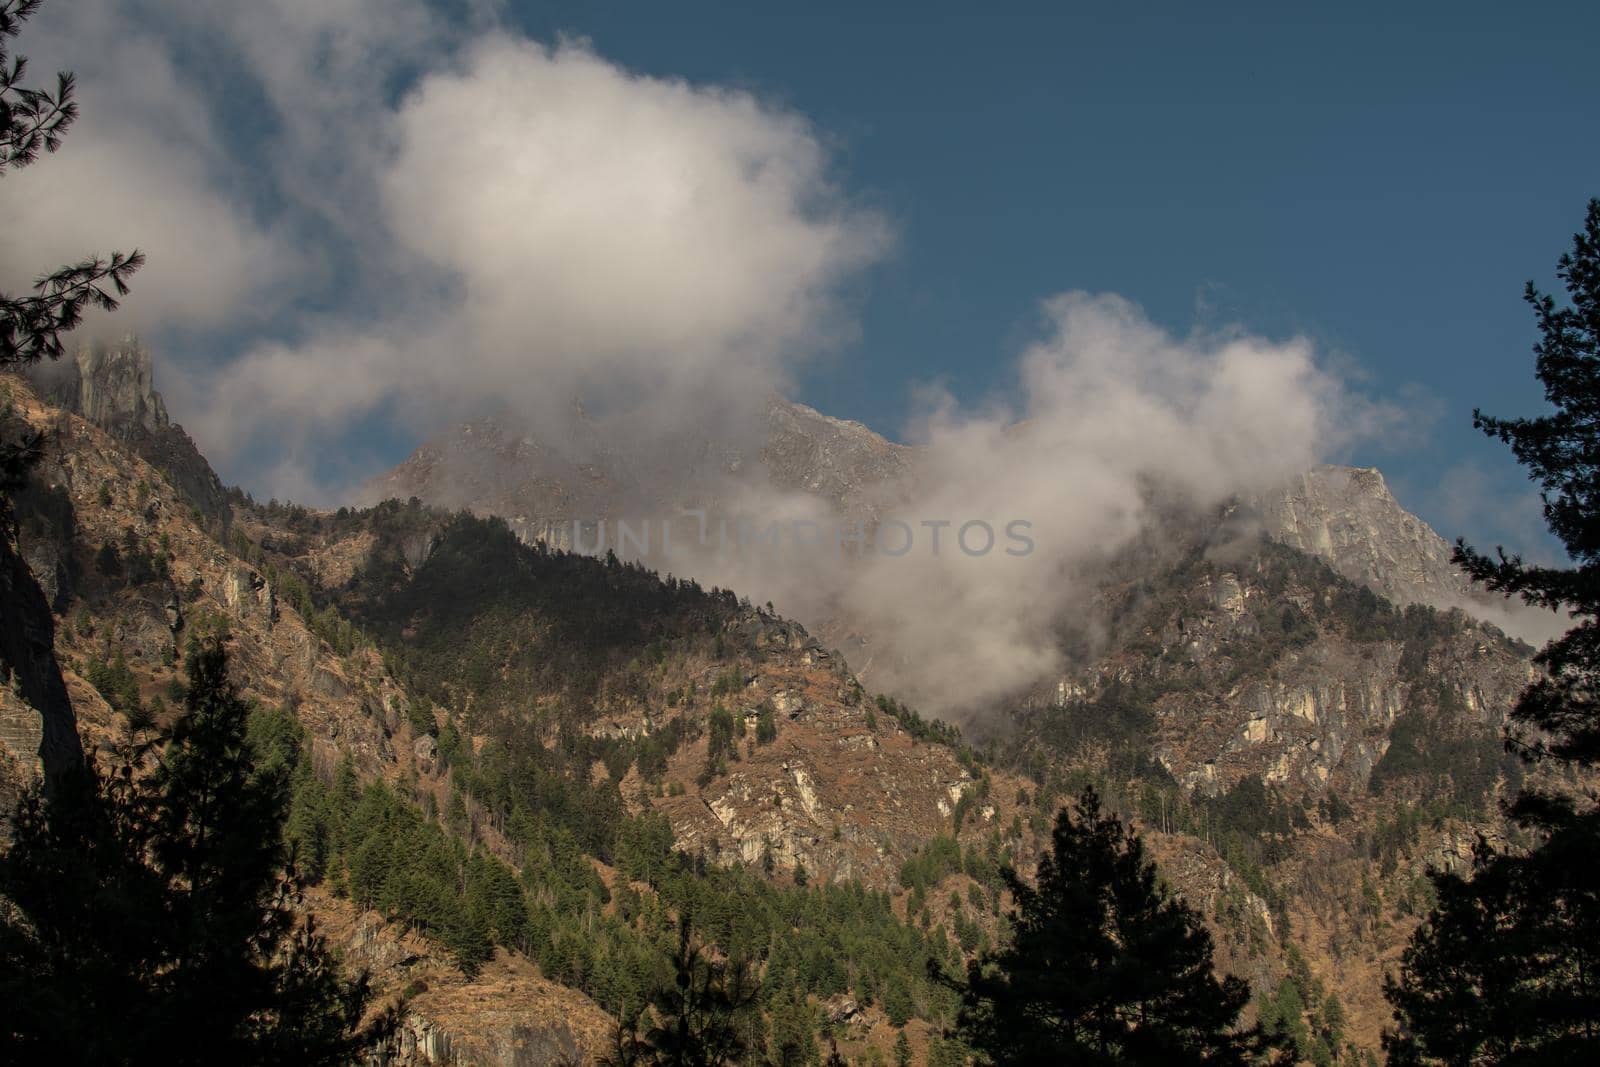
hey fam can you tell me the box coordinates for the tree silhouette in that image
[952,785,1266,1065]
[1386,197,1600,1064]
[643,915,759,1066]
[600,914,760,1067]
[0,640,388,1064]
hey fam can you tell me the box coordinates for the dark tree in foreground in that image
[1385,199,1600,1063]
[953,785,1267,1065]
[0,0,142,368]
[647,917,759,1066]
[1455,198,1600,767]
[0,641,388,1064]
[602,914,760,1067]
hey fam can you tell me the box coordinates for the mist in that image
[633,292,1381,720]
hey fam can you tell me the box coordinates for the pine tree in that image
[893,1028,913,1067]
[637,914,759,1066]
[953,785,1264,1065]
[0,639,387,1064]
[1385,199,1600,1064]
[1455,197,1600,766]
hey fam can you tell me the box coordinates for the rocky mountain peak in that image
[1255,465,1452,604]
[49,336,171,438]
[759,396,919,518]
[1250,463,1556,642]
[26,338,231,526]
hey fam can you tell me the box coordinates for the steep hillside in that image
[1003,514,1540,1054]
[3,360,1554,1063]
[313,504,1027,889]
[0,372,1029,1064]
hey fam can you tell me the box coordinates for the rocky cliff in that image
[1252,464,1559,644]
[28,338,232,527]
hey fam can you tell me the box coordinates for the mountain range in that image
[0,339,1560,1063]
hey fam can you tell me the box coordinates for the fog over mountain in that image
[3,0,1560,722]
[371,294,1562,721]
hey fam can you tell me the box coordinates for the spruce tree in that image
[953,785,1263,1065]
[1385,199,1600,1064]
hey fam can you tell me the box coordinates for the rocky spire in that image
[70,335,169,438]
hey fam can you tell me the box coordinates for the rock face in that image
[0,521,83,803]
[29,338,232,526]
[1252,465,1558,645]
[70,340,168,436]
[315,893,616,1067]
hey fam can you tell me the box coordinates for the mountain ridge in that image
[372,397,1556,652]
[1,353,1554,1061]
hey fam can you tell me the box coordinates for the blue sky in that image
[504,0,1595,555]
[6,1,1596,562]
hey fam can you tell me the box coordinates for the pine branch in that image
[0,250,145,366]
[0,2,76,173]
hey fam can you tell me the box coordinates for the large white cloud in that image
[171,24,888,484]
[377,36,889,428]
[0,1,296,336]
[685,293,1383,716]
[6,2,890,492]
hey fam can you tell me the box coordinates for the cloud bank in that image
[1,1,886,499]
[673,293,1378,717]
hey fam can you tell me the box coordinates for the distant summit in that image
[371,399,1553,644]
[1253,465,1557,644]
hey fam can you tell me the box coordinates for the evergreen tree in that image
[756,702,778,745]
[1455,197,1600,765]
[637,915,759,1066]
[766,986,819,1066]
[893,1028,913,1067]
[1322,991,1346,1052]
[952,785,1264,1065]
[1386,199,1600,1064]
[0,640,387,1064]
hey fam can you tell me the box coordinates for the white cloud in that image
[0,1,295,335]
[786,294,1367,714]
[376,35,889,429]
